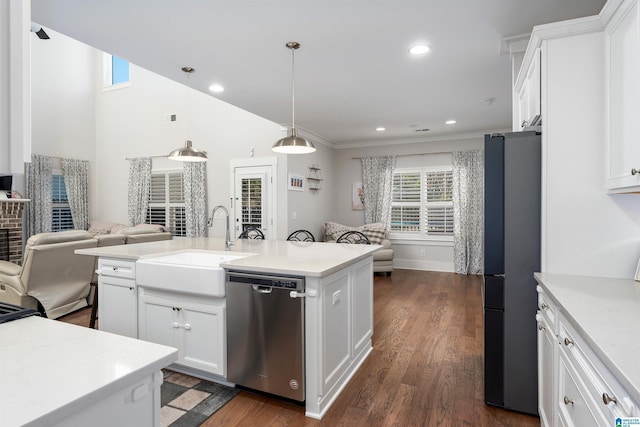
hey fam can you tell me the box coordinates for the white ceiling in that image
[31,0,606,146]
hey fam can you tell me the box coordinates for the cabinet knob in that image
[521,120,528,128]
[538,324,545,331]
[632,168,640,176]
[172,322,180,328]
[540,302,549,310]
[563,396,574,405]
[564,337,574,346]
[184,323,191,330]
[603,392,618,406]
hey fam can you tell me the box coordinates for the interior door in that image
[232,165,273,239]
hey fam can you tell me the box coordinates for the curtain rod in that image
[125,155,168,160]
[351,151,454,160]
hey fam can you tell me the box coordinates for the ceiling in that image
[31,0,606,147]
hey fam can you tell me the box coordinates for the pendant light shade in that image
[272,42,316,154]
[168,67,208,162]
[168,140,208,162]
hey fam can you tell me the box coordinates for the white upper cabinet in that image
[515,48,542,130]
[605,0,640,192]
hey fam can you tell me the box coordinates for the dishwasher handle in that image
[252,285,273,294]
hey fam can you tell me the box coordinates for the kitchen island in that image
[0,316,177,427]
[77,237,380,419]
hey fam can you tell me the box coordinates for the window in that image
[103,53,130,87]
[391,167,453,238]
[52,173,74,231]
[240,177,263,232]
[146,171,186,236]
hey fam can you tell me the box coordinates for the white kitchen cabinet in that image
[536,276,640,427]
[537,286,558,427]
[605,0,640,192]
[514,48,542,130]
[351,258,373,358]
[98,258,137,338]
[138,288,226,377]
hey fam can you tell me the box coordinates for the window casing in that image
[146,171,186,237]
[52,173,74,232]
[390,167,454,240]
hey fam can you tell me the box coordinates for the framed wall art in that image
[288,173,305,191]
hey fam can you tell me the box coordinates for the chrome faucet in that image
[208,205,233,250]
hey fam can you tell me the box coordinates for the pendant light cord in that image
[291,46,296,130]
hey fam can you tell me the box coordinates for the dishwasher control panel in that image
[226,271,304,291]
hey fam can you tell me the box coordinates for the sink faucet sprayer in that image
[208,205,233,251]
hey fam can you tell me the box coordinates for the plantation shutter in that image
[424,170,453,235]
[391,171,421,232]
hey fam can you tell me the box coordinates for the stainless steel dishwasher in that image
[226,270,305,402]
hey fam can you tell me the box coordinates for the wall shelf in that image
[307,165,323,192]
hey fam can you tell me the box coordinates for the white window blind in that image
[391,168,453,238]
[52,174,74,231]
[146,171,186,236]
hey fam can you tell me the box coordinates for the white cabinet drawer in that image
[558,353,607,427]
[98,258,136,280]
[537,285,556,330]
[559,318,640,421]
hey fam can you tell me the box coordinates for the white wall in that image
[332,136,483,271]
[30,28,96,202]
[542,32,640,279]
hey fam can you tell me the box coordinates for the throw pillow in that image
[362,227,387,244]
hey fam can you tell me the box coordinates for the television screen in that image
[0,176,12,191]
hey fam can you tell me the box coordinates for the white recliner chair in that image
[0,230,98,319]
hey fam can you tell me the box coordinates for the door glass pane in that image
[241,177,263,231]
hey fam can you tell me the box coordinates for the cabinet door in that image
[515,49,541,130]
[179,301,226,376]
[557,355,606,427]
[606,0,640,191]
[321,269,351,395]
[351,258,372,358]
[538,313,557,427]
[138,293,178,350]
[99,276,137,338]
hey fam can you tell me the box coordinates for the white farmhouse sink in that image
[136,250,252,296]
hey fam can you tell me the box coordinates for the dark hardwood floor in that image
[59,269,540,427]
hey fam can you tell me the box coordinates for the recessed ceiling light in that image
[409,45,430,55]
[209,84,224,93]
[445,120,456,125]
[376,127,386,131]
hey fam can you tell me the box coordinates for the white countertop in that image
[0,316,178,427]
[77,237,381,277]
[534,272,640,405]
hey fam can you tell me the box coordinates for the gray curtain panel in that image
[452,150,484,275]
[183,161,207,237]
[25,154,53,236]
[361,156,396,227]
[61,158,90,230]
[127,157,151,226]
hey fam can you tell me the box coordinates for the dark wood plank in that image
[58,269,540,427]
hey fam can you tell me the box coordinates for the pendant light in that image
[168,67,208,162]
[272,42,316,154]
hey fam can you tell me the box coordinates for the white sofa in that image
[323,221,394,275]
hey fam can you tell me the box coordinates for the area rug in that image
[160,370,239,427]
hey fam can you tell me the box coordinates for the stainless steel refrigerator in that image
[483,131,540,415]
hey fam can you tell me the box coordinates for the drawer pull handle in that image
[603,393,618,406]
[540,302,548,310]
[632,168,640,176]
[563,337,574,346]
[563,396,574,405]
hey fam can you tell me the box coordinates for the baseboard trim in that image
[393,259,454,272]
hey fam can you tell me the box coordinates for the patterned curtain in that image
[61,159,90,230]
[25,154,53,236]
[183,162,207,237]
[361,156,396,227]
[452,150,484,275]
[127,158,151,226]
